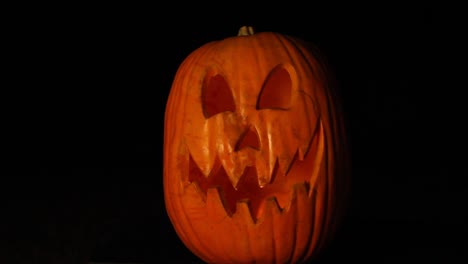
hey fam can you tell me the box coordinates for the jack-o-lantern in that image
[164,26,350,263]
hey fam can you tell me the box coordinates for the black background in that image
[2,3,466,263]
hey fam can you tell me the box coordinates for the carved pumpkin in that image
[164,26,350,263]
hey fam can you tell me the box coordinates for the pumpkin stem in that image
[238,26,255,36]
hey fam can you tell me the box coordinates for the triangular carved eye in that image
[202,74,236,118]
[257,66,292,110]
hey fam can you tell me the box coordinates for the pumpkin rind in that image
[164,26,350,263]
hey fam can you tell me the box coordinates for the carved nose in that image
[235,126,260,151]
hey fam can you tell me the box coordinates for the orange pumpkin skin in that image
[164,27,350,263]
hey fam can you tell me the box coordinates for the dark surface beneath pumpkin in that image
[4,3,465,264]
[2,200,465,263]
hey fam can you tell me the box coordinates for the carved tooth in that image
[293,182,309,199]
[263,197,282,217]
[188,154,211,195]
[189,154,209,180]
[287,182,309,213]
[233,200,254,225]
[184,181,205,199]
[255,157,270,187]
[298,146,307,161]
[298,118,322,161]
[206,187,229,219]
[219,156,245,189]
[278,151,297,176]
[268,152,277,182]
[255,197,279,221]
[188,150,215,177]
[257,157,283,187]
[298,134,315,162]
[267,160,281,186]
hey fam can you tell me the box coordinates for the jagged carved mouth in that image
[186,123,323,219]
